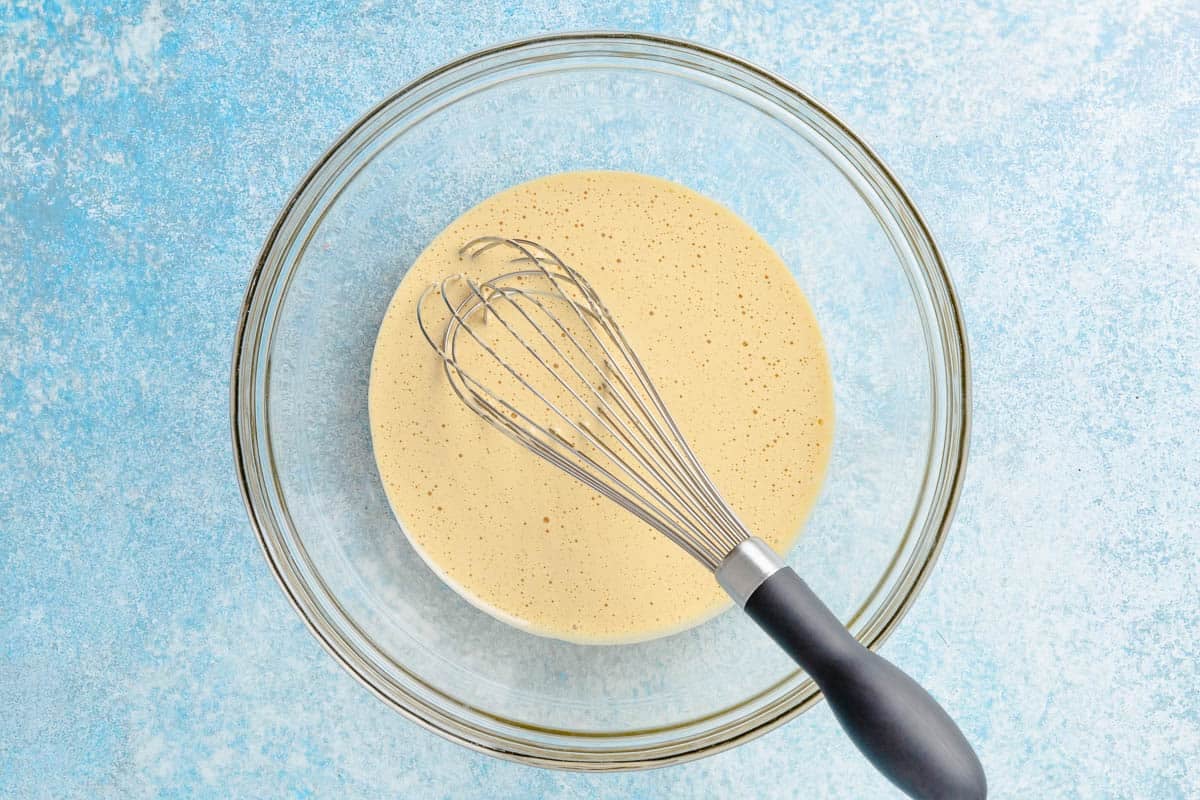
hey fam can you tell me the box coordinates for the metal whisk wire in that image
[416,236,750,570]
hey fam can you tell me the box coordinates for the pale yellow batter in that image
[369,171,833,644]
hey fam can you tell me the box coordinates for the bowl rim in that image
[230,29,971,771]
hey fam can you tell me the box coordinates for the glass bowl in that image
[231,32,969,769]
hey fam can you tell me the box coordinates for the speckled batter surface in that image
[370,171,832,643]
[3,2,1199,798]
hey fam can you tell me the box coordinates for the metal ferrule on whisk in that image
[715,537,786,608]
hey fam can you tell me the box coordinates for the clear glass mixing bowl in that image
[231,32,969,769]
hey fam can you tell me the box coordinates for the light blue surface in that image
[2,2,1198,797]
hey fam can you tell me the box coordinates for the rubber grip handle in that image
[744,567,986,799]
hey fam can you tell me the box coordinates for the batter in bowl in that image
[369,171,834,644]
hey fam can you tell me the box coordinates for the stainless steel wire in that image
[416,236,753,571]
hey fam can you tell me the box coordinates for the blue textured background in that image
[3,2,1198,797]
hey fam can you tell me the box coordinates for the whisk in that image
[417,237,986,800]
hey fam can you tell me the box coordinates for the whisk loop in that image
[416,236,750,570]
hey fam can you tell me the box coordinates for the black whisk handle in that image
[743,567,986,800]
